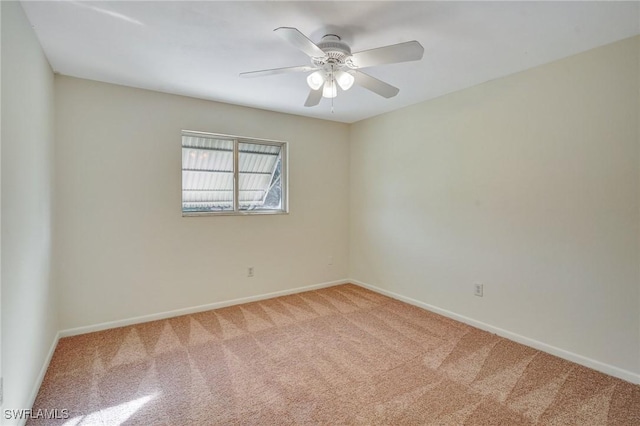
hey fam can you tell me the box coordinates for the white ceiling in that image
[21,1,640,123]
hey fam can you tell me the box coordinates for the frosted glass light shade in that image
[322,80,337,98]
[335,71,355,91]
[306,71,324,90]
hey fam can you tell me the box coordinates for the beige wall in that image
[1,1,58,417]
[350,36,640,376]
[54,76,350,330]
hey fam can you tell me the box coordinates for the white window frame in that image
[182,130,288,216]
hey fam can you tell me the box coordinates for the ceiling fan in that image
[240,27,424,107]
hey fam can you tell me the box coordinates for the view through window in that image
[182,131,287,215]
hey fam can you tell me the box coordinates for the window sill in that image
[182,210,289,217]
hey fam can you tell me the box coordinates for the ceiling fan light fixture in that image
[241,27,425,107]
[335,70,355,91]
[322,80,337,98]
[306,70,324,90]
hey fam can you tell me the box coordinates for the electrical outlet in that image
[247,267,254,278]
[474,283,483,297]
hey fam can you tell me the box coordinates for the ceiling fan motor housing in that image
[313,35,356,69]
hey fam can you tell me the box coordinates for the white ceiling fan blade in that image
[354,72,399,98]
[239,65,317,78]
[274,27,326,58]
[304,88,323,107]
[351,41,424,68]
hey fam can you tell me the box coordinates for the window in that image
[182,131,287,215]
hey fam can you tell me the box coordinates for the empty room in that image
[2,1,639,424]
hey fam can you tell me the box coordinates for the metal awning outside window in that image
[181,132,286,214]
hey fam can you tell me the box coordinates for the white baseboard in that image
[59,279,349,338]
[351,279,640,385]
[21,331,61,426]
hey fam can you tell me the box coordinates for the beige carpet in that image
[30,284,639,425]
